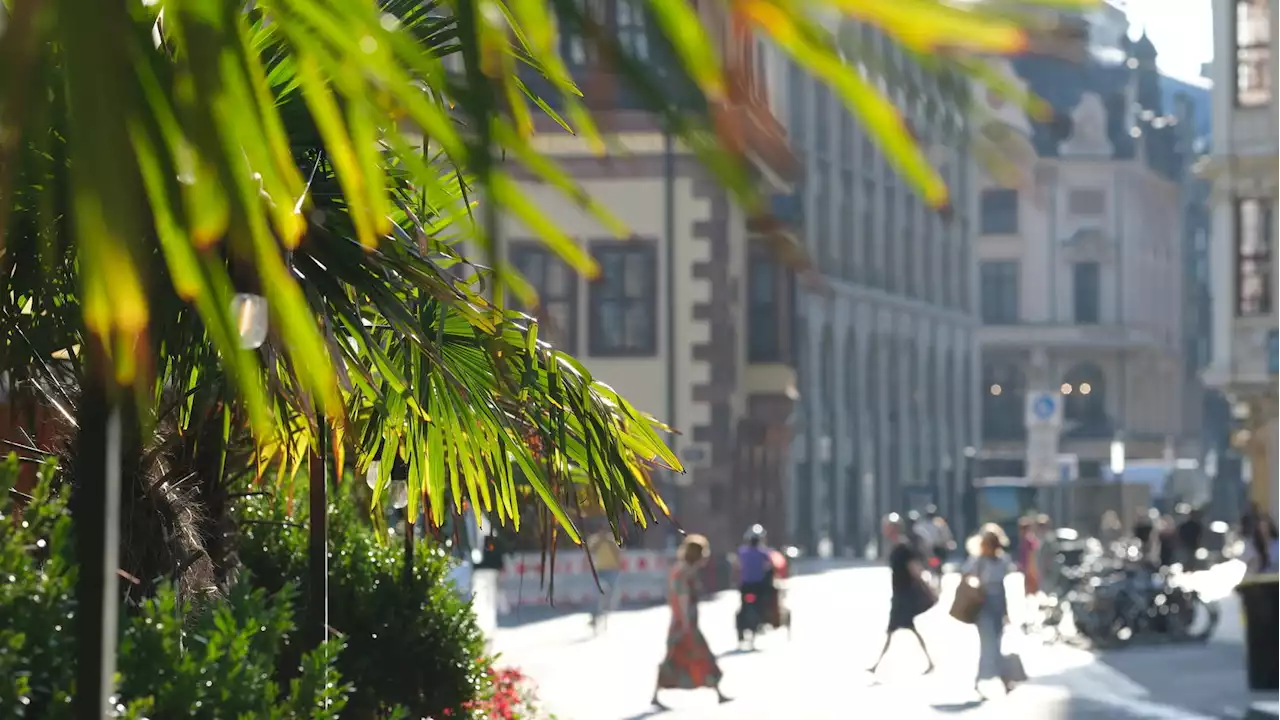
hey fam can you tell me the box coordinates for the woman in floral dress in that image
[651,534,730,708]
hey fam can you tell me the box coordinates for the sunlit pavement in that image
[492,564,1254,720]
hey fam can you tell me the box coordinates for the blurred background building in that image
[974,24,1222,520]
[501,0,802,556]
[1201,0,1278,520]
[785,20,979,557]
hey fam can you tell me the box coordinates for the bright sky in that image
[1124,0,1215,82]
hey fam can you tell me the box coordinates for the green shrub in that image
[237,495,489,718]
[0,457,349,718]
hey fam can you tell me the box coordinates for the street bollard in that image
[1235,574,1279,692]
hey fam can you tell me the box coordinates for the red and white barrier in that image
[497,550,671,614]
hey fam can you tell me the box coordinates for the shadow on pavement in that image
[498,598,663,628]
[929,700,984,713]
[617,708,667,720]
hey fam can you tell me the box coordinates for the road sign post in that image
[1025,390,1063,486]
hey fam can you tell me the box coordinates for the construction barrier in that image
[497,550,671,614]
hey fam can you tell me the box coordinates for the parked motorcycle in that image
[1064,561,1220,647]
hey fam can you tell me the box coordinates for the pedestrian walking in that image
[1157,514,1180,570]
[1015,516,1041,596]
[962,524,1018,698]
[651,534,729,709]
[868,528,938,676]
[1176,507,1204,570]
[586,528,624,632]
[1099,510,1123,550]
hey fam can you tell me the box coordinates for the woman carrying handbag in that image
[953,524,1019,698]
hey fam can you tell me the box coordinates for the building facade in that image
[975,39,1203,486]
[786,21,980,556]
[1201,0,1278,517]
[501,1,802,554]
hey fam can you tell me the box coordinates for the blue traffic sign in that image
[1032,394,1057,420]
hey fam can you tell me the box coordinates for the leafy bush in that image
[237,495,489,718]
[0,457,349,718]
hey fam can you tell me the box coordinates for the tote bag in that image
[949,573,986,624]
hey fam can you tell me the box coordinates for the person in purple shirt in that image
[737,524,775,595]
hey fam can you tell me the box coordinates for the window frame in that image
[979,188,1019,235]
[587,239,660,357]
[1234,0,1273,108]
[509,241,581,354]
[561,0,651,68]
[1071,261,1102,324]
[1235,197,1274,317]
[747,249,790,363]
[979,260,1020,325]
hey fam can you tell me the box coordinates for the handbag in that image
[1002,652,1028,685]
[949,573,986,625]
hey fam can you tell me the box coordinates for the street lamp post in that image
[1110,435,1127,527]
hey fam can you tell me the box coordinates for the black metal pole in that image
[72,368,124,718]
[403,511,415,584]
[307,415,328,649]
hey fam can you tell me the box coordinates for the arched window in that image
[925,351,939,475]
[820,326,836,435]
[981,361,1026,441]
[866,333,885,519]
[1061,362,1108,437]
[845,334,860,439]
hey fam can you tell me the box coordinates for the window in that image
[1236,0,1272,108]
[959,219,972,312]
[862,178,877,286]
[815,160,832,266]
[979,261,1020,324]
[754,37,769,101]
[922,213,936,305]
[562,0,649,67]
[562,0,604,66]
[814,85,830,149]
[1236,198,1274,316]
[1061,363,1108,437]
[903,193,917,297]
[982,362,1026,441]
[788,61,806,149]
[841,170,856,279]
[962,217,967,310]
[747,252,788,362]
[1072,261,1101,324]
[979,188,1019,234]
[588,241,658,355]
[939,225,952,307]
[616,0,649,62]
[883,183,897,292]
[510,244,578,353]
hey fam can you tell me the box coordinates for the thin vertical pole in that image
[402,513,415,584]
[307,415,328,649]
[72,371,124,717]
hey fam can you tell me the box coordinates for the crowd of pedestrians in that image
[583,499,1275,711]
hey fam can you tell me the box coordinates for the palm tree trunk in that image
[71,353,133,716]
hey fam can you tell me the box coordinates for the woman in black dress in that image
[868,536,937,675]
